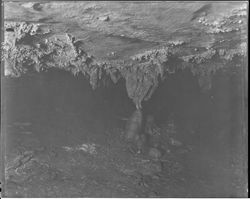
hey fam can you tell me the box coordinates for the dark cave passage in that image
[2,1,247,197]
[2,66,247,197]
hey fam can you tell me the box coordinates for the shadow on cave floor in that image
[2,68,247,197]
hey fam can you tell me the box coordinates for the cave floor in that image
[4,111,246,197]
[2,71,247,198]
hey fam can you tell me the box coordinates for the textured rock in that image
[2,2,247,107]
[148,147,162,160]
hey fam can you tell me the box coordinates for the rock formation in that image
[2,2,247,108]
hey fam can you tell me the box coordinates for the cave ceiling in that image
[2,1,248,107]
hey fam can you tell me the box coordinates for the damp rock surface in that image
[2,64,247,197]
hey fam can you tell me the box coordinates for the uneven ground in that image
[2,67,247,197]
[1,1,248,198]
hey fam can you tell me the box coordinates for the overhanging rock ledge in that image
[2,2,247,108]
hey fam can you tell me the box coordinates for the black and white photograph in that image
[0,1,248,198]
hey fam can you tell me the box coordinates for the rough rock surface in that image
[2,1,248,107]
